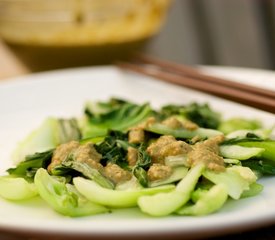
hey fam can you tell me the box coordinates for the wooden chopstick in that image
[134,54,275,99]
[116,56,275,114]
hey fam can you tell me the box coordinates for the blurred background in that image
[0,0,274,79]
[145,0,274,69]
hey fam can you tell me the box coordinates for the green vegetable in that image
[149,166,188,187]
[238,141,275,161]
[132,144,152,187]
[95,130,129,169]
[137,164,204,216]
[12,118,81,164]
[146,123,223,139]
[115,176,142,190]
[84,98,126,117]
[48,140,115,189]
[81,98,152,138]
[133,167,148,188]
[241,182,263,198]
[7,150,53,179]
[177,184,228,216]
[242,160,275,175]
[226,129,271,139]
[157,104,186,120]
[79,136,105,144]
[203,166,257,199]
[223,158,241,165]
[218,118,262,134]
[183,103,221,129]
[34,168,108,217]
[73,177,175,208]
[0,98,272,218]
[222,138,275,166]
[219,145,264,160]
[0,176,37,200]
[159,103,221,129]
[191,187,210,202]
[56,159,114,189]
[222,134,263,145]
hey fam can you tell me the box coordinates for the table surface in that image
[0,224,275,240]
[1,40,275,240]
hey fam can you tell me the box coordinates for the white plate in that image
[0,66,275,239]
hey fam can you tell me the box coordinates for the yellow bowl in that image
[0,0,170,47]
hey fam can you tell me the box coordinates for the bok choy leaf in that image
[0,176,37,200]
[80,98,152,138]
[34,168,108,217]
[12,118,81,164]
[8,150,53,179]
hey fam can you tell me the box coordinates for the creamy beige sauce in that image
[127,146,138,167]
[71,143,103,170]
[162,117,198,130]
[103,163,132,184]
[48,121,225,185]
[147,135,192,163]
[128,128,145,144]
[48,141,104,172]
[48,141,79,172]
[187,135,225,172]
[147,163,172,181]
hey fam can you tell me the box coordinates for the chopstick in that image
[134,54,275,99]
[117,54,275,114]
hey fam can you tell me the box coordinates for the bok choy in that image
[0,97,274,218]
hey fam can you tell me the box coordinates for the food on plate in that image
[0,98,274,217]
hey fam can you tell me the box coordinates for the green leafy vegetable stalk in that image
[81,98,153,138]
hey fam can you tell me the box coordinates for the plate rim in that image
[0,65,275,238]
